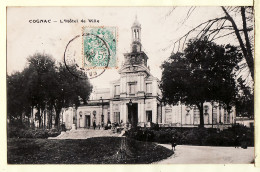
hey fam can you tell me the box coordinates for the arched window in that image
[79,111,83,118]
[204,105,209,124]
[193,106,200,125]
[219,106,222,123]
[204,105,209,115]
[132,45,137,52]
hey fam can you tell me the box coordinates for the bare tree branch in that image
[181,7,196,25]
[164,6,254,83]
[164,7,176,20]
[211,31,236,41]
[167,17,227,52]
[222,6,254,79]
[209,19,227,41]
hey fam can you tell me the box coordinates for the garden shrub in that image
[126,125,254,147]
[125,128,154,142]
[7,126,61,139]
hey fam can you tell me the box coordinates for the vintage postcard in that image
[2,0,259,171]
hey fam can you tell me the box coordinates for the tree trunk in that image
[50,111,53,129]
[41,109,44,129]
[222,7,254,80]
[37,108,41,128]
[55,108,61,127]
[197,102,204,128]
[226,104,232,124]
[31,106,34,128]
[19,113,23,124]
[241,7,254,80]
[43,110,46,130]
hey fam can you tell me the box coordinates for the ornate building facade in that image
[61,18,236,130]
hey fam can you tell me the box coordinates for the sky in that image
[7,7,245,88]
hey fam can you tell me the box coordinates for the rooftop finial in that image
[132,15,141,27]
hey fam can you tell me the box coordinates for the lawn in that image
[7,137,173,164]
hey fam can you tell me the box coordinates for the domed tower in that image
[111,16,161,127]
[131,16,142,52]
[122,16,148,68]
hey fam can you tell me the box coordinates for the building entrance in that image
[85,115,90,128]
[128,103,138,127]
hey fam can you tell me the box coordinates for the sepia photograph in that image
[6,6,255,164]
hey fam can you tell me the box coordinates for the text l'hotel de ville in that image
[29,19,100,23]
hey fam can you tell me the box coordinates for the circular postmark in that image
[64,26,117,79]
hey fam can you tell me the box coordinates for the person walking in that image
[241,134,248,149]
[171,136,177,151]
[234,135,240,148]
[93,121,96,130]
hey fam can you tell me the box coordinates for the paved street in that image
[154,144,254,164]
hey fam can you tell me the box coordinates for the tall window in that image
[114,112,120,123]
[204,105,209,124]
[224,110,227,124]
[193,106,200,125]
[213,106,217,124]
[227,112,230,123]
[129,83,135,94]
[114,85,120,96]
[107,112,110,122]
[219,106,222,123]
[165,109,172,124]
[92,110,97,122]
[146,111,152,122]
[146,83,152,93]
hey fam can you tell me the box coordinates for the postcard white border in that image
[0,0,258,172]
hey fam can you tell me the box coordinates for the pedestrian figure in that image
[171,136,177,151]
[241,134,248,149]
[108,121,111,129]
[234,135,240,148]
[93,121,96,130]
[118,148,126,160]
[98,122,101,129]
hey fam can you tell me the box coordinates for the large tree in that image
[25,53,57,128]
[7,71,31,123]
[52,63,92,126]
[160,39,242,127]
[166,7,254,81]
[7,53,92,128]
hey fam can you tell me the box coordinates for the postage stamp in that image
[63,26,118,79]
[82,26,117,69]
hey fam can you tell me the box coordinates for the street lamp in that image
[212,102,218,128]
[230,109,233,125]
[180,101,182,128]
[143,93,147,104]
[72,104,77,130]
[129,99,133,106]
[100,97,104,126]
[129,99,133,127]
